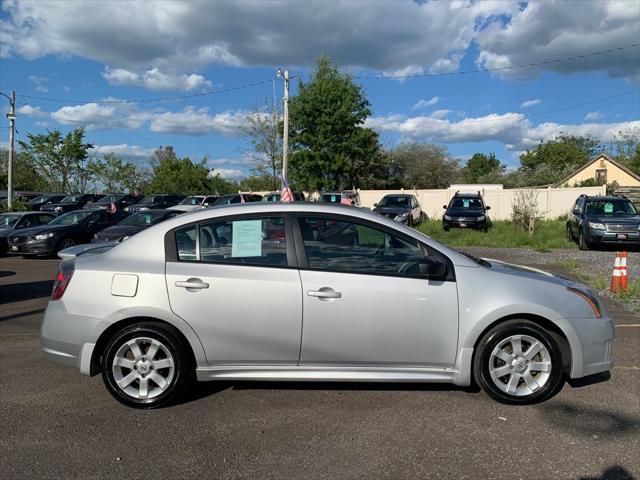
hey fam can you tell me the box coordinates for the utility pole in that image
[277,69,290,180]
[1,90,16,210]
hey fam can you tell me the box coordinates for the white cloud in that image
[476,0,640,82]
[210,168,244,179]
[0,0,517,77]
[51,101,152,130]
[384,65,424,82]
[17,105,47,117]
[90,144,156,163]
[520,99,541,108]
[430,109,451,119]
[149,107,247,136]
[412,97,440,110]
[208,155,256,167]
[28,75,48,92]
[585,111,601,121]
[367,111,640,151]
[102,67,212,91]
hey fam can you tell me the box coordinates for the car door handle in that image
[307,289,341,299]
[175,279,209,289]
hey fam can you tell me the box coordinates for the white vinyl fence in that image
[357,186,606,221]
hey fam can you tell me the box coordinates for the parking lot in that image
[1,254,639,480]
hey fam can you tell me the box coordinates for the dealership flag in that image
[110,201,117,213]
[281,176,294,203]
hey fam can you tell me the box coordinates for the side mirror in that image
[419,257,448,279]
[374,203,378,207]
[485,205,491,210]
[443,205,447,209]
[572,209,580,215]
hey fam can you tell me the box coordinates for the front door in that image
[296,215,459,367]
[165,215,302,365]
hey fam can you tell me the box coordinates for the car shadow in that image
[177,380,481,406]
[0,270,16,278]
[539,400,640,438]
[578,465,635,480]
[0,280,53,305]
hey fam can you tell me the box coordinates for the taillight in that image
[51,260,75,300]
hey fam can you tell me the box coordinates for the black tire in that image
[578,230,589,251]
[566,224,574,242]
[443,225,450,232]
[57,237,76,252]
[473,320,565,405]
[101,322,194,409]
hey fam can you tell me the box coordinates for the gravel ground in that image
[463,248,640,312]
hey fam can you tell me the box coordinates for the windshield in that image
[0,214,20,228]
[449,197,484,209]
[119,211,168,226]
[61,195,83,204]
[585,200,638,216]
[49,211,93,225]
[180,196,204,205]
[457,250,492,268]
[95,195,125,203]
[379,196,409,208]
[140,195,160,204]
[320,194,342,203]
[263,194,280,202]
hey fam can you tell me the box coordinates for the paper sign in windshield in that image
[463,199,470,208]
[604,202,614,214]
[231,220,262,257]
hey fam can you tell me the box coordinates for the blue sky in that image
[1,0,639,180]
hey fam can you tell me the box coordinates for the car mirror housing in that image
[485,205,491,210]
[572,209,580,215]
[419,257,448,279]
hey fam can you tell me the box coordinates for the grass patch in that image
[416,219,575,252]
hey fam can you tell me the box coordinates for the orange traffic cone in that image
[611,253,623,293]
[620,251,628,290]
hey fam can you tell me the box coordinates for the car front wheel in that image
[578,230,590,250]
[101,323,193,408]
[473,320,564,404]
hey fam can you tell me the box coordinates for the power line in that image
[372,90,639,126]
[15,44,640,105]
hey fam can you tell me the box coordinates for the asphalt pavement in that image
[1,255,638,480]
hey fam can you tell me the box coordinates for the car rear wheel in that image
[473,320,564,405]
[57,237,75,252]
[101,323,193,409]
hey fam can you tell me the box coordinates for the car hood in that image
[485,258,577,288]
[445,208,486,218]
[374,206,410,216]
[9,224,71,237]
[126,203,156,209]
[168,204,200,212]
[0,227,14,238]
[96,225,145,238]
[585,214,640,224]
[41,202,79,209]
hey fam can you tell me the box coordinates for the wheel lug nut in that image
[150,366,154,370]
[142,357,146,361]
[133,365,137,370]
[525,360,529,363]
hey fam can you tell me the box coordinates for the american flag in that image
[110,200,117,213]
[340,194,352,206]
[280,176,294,203]
[240,193,245,204]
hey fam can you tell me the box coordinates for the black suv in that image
[567,195,639,250]
[41,194,102,215]
[124,194,186,212]
[84,194,140,211]
[442,192,491,231]
[373,194,425,226]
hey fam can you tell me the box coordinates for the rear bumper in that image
[41,300,104,375]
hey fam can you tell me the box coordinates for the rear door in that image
[165,214,302,365]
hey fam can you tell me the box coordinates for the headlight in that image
[394,212,409,222]
[477,215,485,221]
[54,206,62,211]
[443,215,452,220]
[567,287,602,318]
[588,222,605,230]
[120,236,129,242]
[34,232,56,240]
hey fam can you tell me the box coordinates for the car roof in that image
[382,193,413,197]
[584,195,629,201]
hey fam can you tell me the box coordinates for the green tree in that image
[147,147,212,194]
[242,101,282,190]
[238,175,277,192]
[91,153,149,193]
[388,142,461,189]
[18,128,94,192]
[288,55,381,190]
[463,153,505,183]
[209,174,239,196]
[0,150,49,191]
[611,128,640,174]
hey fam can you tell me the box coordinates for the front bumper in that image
[41,300,106,375]
[443,217,488,229]
[566,314,614,379]
[585,229,640,247]
[7,237,57,255]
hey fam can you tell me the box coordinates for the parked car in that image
[442,192,491,231]
[212,193,262,206]
[84,194,140,211]
[7,209,128,256]
[262,191,305,202]
[1,191,44,207]
[567,195,640,250]
[373,194,425,226]
[28,194,68,211]
[0,211,56,255]
[92,209,180,243]
[125,194,186,213]
[41,203,612,408]
[319,190,360,206]
[168,195,219,212]
[41,194,102,215]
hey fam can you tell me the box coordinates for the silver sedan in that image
[41,203,614,408]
